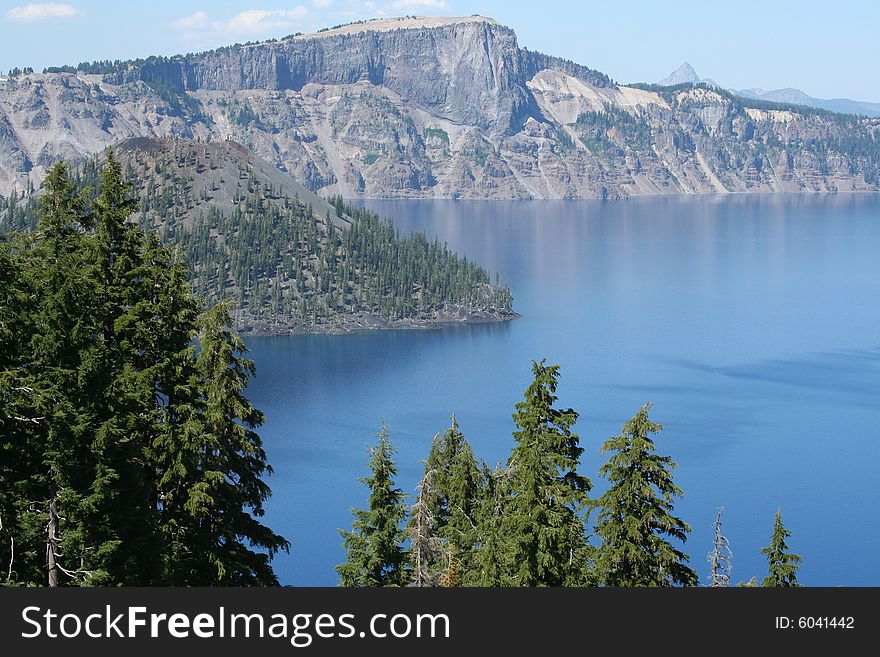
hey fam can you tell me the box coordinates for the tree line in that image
[337,360,803,587]
[1,157,288,586]
[2,156,801,588]
[0,144,513,333]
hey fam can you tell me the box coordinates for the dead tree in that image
[408,468,441,587]
[0,513,14,583]
[708,506,733,587]
[47,498,60,587]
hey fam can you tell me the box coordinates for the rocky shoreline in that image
[235,305,520,337]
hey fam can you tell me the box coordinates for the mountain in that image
[0,137,514,334]
[657,63,880,118]
[736,87,880,117]
[658,62,719,89]
[0,15,878,199]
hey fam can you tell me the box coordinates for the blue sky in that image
[1,0,877,101]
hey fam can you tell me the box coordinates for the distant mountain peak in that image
[660,62,701,86]
[735,87,880,117]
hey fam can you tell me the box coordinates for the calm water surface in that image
[246,194,880,586]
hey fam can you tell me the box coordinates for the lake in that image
[245,194,880,586]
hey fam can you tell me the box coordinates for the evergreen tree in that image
[337,424,408,586]
[0,232,41,586]
[761,510,801,587]
[409,415,481,585]
[76,150,163,585]
[500,360,592,586]
[16,162,97,586]
[594,403,697,587]
[471,463,512,586]
[0,157,288,586]
[167,301,289,584]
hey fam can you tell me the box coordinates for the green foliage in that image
[0,159,285,586]
[227,101,264,129]
[575,105,652,156]
[423,127,450,147]
[470,361,593,586]
[159,301,290,585]
[593,403,698,587]
[761,510,801,587]
[0,145,513,332]
[337,424,409,587]
[470,464,512,586]
[502,360,592,586]
[408,416,481,586]
[142,77,206,120]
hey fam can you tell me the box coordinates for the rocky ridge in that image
[0,15,878,200]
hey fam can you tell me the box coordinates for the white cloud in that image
[392,0,448,8]
[5,2,81,22]
[222,8,308,35]
[312,0,333,8]
[170,7,310,43]
[170,11,210,31]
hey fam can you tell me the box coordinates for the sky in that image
[0,0,877,101]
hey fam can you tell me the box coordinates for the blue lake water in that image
[245,194,880,586]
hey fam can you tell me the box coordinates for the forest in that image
[1,157,799,588]
[0,142,514,334]
[1,157,287,585]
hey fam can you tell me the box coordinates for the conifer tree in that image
[0,157,288,586]
[0,233,41,586]
[337,424,408,586]
[18,162,98,586]
[594,403,697,587]
[76,150,163,585]
[409,415,481,585]
[501,360,592,586]
[761,510,801,587]
[167,301,289,584]
[471,463,513,586]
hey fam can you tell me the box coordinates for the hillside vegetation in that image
[0,138,514,334]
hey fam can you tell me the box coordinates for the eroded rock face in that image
[0,16,878,200]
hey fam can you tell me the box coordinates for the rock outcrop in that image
[1,15,878,199]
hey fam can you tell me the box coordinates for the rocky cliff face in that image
[1,15,878,200]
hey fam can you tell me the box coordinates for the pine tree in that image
[337,423,408,586]
[19,162,98,586]
[594,403,697,587]
[409,415,481,585]
[471,463,513,586]
[500,360,592,586]
[77,150,163,585]
[171,301,289,584]
[761,510,801,587]
[0,233,42,586]
[0,157,288,586]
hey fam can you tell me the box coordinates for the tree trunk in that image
[47,497,59,587]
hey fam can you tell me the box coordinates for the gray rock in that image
[0,16,878,199]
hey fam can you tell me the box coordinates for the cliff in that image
[0,15,878,199]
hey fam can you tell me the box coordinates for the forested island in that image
[0,138,515,335]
